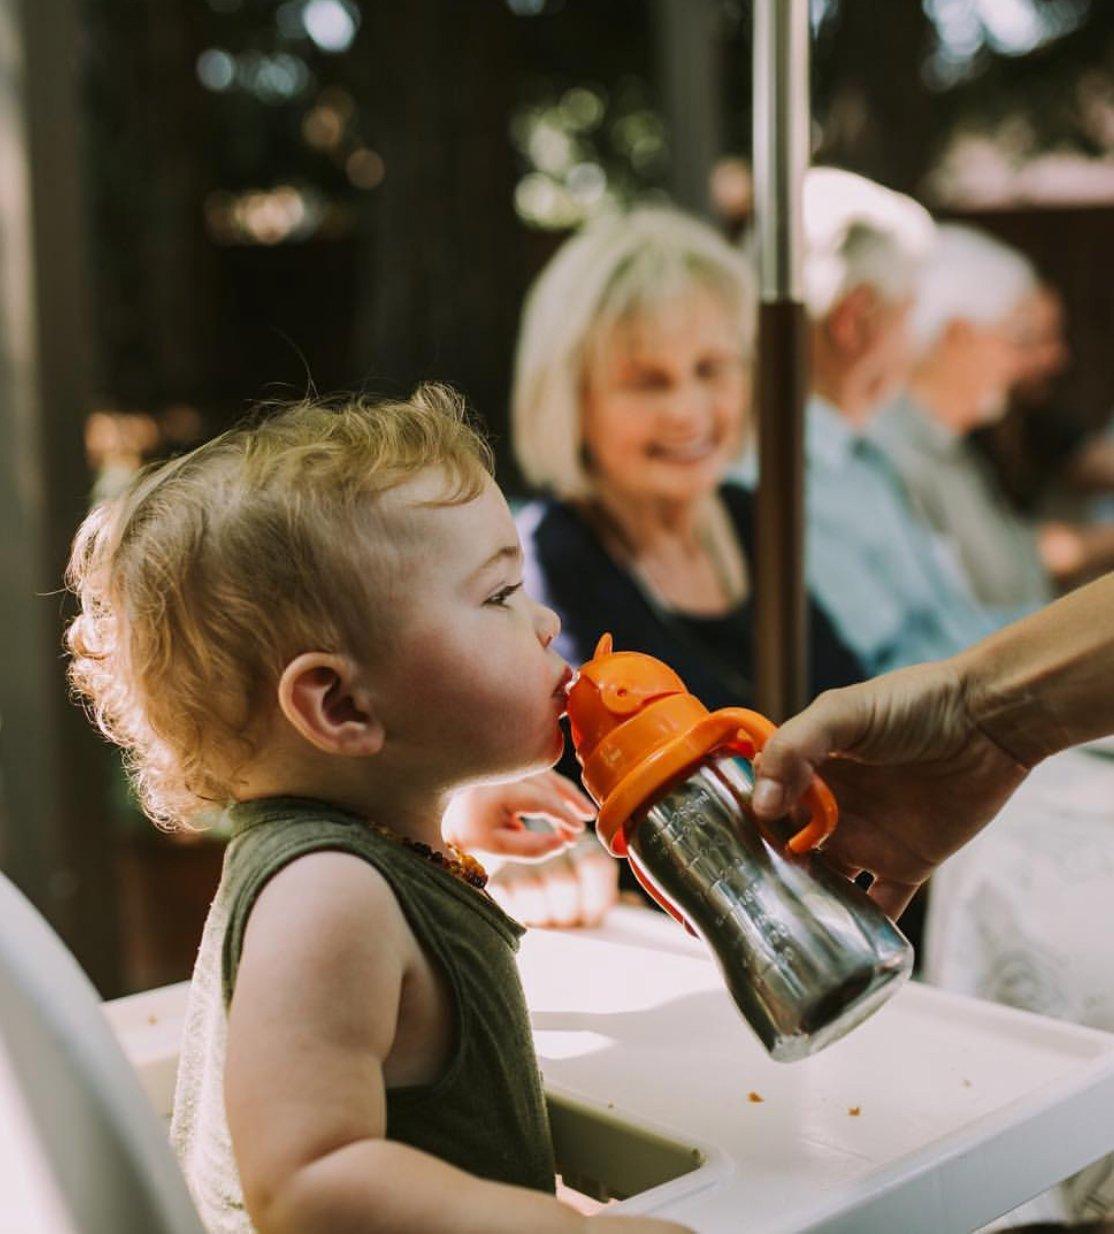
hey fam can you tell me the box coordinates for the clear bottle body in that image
[627,754,913,1061]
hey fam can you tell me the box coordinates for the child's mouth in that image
[554,665,577,701]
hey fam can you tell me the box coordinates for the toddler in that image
[67,386,688,1234]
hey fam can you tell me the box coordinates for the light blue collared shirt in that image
[802,397,999,674]
[870,394,1051,617]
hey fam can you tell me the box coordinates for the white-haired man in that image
[788,168,999,675]
[870,223,1052,614]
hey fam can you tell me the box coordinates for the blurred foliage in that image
[84,0,1114,242]
[79,0,1114,418]
[724,0,1114,200]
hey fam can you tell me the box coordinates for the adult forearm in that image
[259,1137,584,1234]
[960,572,1114,765]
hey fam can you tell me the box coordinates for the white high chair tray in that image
[521,906,1114,1234]
[94,905,1114,1234]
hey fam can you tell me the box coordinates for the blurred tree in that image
[810,0,938,195]
[2,0,121,994]
[919,0,1111,155]
[348,0,522,450]
[79,0,1114,435]
[84,0,218,409]
[721,0,1114,201]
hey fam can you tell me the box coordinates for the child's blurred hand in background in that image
[443,769,593,862]
[445,771,620,928]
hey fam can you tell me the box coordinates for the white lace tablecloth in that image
[925,743,1114,1228]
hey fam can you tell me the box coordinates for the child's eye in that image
[486,582,523,608]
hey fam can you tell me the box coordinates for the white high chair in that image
[0,870,205,1234]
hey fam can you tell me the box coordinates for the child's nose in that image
[536,602,561,648]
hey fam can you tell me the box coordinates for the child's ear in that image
[277,653,385,757]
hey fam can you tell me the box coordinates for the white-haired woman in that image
[514,206,862,706]
[492,209,863,926]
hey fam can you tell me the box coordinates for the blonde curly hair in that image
[66,384,492,829]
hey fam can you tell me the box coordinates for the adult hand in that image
[443,769,594,863]
[751,658,1031,919]
[487,836,620,929]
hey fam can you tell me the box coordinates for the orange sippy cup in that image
[565,634,912,1061]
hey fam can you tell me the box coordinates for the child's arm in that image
[225,851,685,1234]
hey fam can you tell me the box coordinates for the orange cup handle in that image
[710,708,840,855]
[783,777,839,854]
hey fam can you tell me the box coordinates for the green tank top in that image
[220,796,555,1194]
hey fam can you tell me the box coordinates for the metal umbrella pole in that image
[753,0,810,722]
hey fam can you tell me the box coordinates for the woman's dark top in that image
[519,483,864,713]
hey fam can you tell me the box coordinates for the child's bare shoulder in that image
[236,851,417,1007]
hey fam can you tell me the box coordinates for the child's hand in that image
[487,837,619,929]
[443,770,595,863]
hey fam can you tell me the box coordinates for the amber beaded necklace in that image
[366,819,488,890]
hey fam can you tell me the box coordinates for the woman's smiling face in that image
[581,287,750,506]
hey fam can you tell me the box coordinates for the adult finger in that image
[867,875,920,922]
[818,851,863,884]
[752,687,874,819]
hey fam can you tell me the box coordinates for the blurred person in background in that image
[1014,284,1114,583]
[775,168,1001,676]
[514,206,862,703]
[1013,284,1071,403]
[505,206,864,925]
[870,223,1052,615]
[980,281,1114,584]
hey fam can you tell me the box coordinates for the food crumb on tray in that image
[848,1106,861,1117]
[747,1091,765,1103]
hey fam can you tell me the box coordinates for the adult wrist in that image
[957,642,1069,770]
